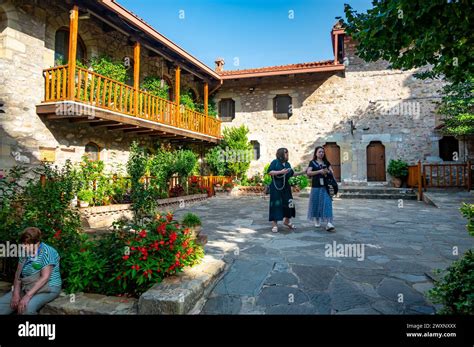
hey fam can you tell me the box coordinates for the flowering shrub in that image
[114,212,204,295]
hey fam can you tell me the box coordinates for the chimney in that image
[214,58,225,73]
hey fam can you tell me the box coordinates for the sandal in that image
[284,222,296,230]
[271,226,278,233]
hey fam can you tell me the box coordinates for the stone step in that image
[40,292,138,315]
[338,193,417,200]
[339,187,415,194]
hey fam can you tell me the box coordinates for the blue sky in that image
[118,0,373,70]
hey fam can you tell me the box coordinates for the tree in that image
[438,77,474,135]
[343,0,473,83]
[220,125,253,179]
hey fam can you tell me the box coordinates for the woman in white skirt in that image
[306,146,335,232]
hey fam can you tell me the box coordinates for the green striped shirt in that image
[20,242,62,288]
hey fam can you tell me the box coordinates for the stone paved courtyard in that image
[173,193,474,315]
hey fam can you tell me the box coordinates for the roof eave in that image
[220,64,345,79]
[99,0,221,81]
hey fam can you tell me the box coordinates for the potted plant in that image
[223,182,233,192]
[181,212,202,239]
[77,189,94,208]
[387,159,408,188]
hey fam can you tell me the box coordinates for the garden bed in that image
[80,193,208,228]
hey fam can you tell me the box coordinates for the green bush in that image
[113,212,204,296]
[77,189,94,204]
[428,250,474,314]
[204,147,227,176]
[181,213,202,227]
[89,55,127,83]
[387,159,409,177]
[289,175,309,190]
[141,76,170,100]
[460,203,474,237]
[428,203,474,314]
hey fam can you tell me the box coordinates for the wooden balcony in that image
[36,65,222,143]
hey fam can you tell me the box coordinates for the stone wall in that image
[215,35,446,183]
[0,0,206,172]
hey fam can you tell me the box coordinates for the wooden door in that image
[367,141,386,181]
[324,142,341,182]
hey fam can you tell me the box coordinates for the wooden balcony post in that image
[67,5,79,99]
[417,160,422,201]
[133,41,140,116]
[175,66,181,125]
[204,82,208,133]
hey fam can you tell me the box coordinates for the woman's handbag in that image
[325,173,339,197]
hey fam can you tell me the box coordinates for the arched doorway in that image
[54,27,86,65]
[323,142,341,182]
[367,141,386,181]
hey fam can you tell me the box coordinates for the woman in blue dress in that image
[267,148,305,233]
[307,146,336,232]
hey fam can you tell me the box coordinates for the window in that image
[251,140,260,160]
[439,136,459,161]
[54,28,86,65]
[85,142,100,161]
[273,95,292,119]
[219,98,235,122]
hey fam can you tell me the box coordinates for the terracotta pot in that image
[79,201,89,208]
[392,177,402,188]
[190,225,202,238]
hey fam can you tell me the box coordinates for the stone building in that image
[0,0,222,173]
[214,22,463,183]
[0,0,468,184]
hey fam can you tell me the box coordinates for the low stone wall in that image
[80,194,208,228]
[231,186,265,197]
[139,255,225,314]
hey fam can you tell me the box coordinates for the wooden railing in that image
[43,65,222,138]
[44,65,68,101]
[407,161,471,200]
[189,175,233,196]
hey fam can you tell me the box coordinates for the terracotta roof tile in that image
[219,60,336,76]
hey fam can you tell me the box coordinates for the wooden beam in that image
[107,125,140,131]
[90,121,119,127]
[175,65,180,122]
[204,82,208,117]
[36,103,220,143]
[133,41,140,116]
[67,5,79,99]
[69,117,104,123]
[123,127,153,133]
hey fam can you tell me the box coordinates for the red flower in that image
[122,255,129,260]
[169,232,177,243]
[53,229,62,240]
[131,265,140,271]
[139,229,147,238]
[159,240,165,245]
[166,212,173,222]
[157,223,167,235]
